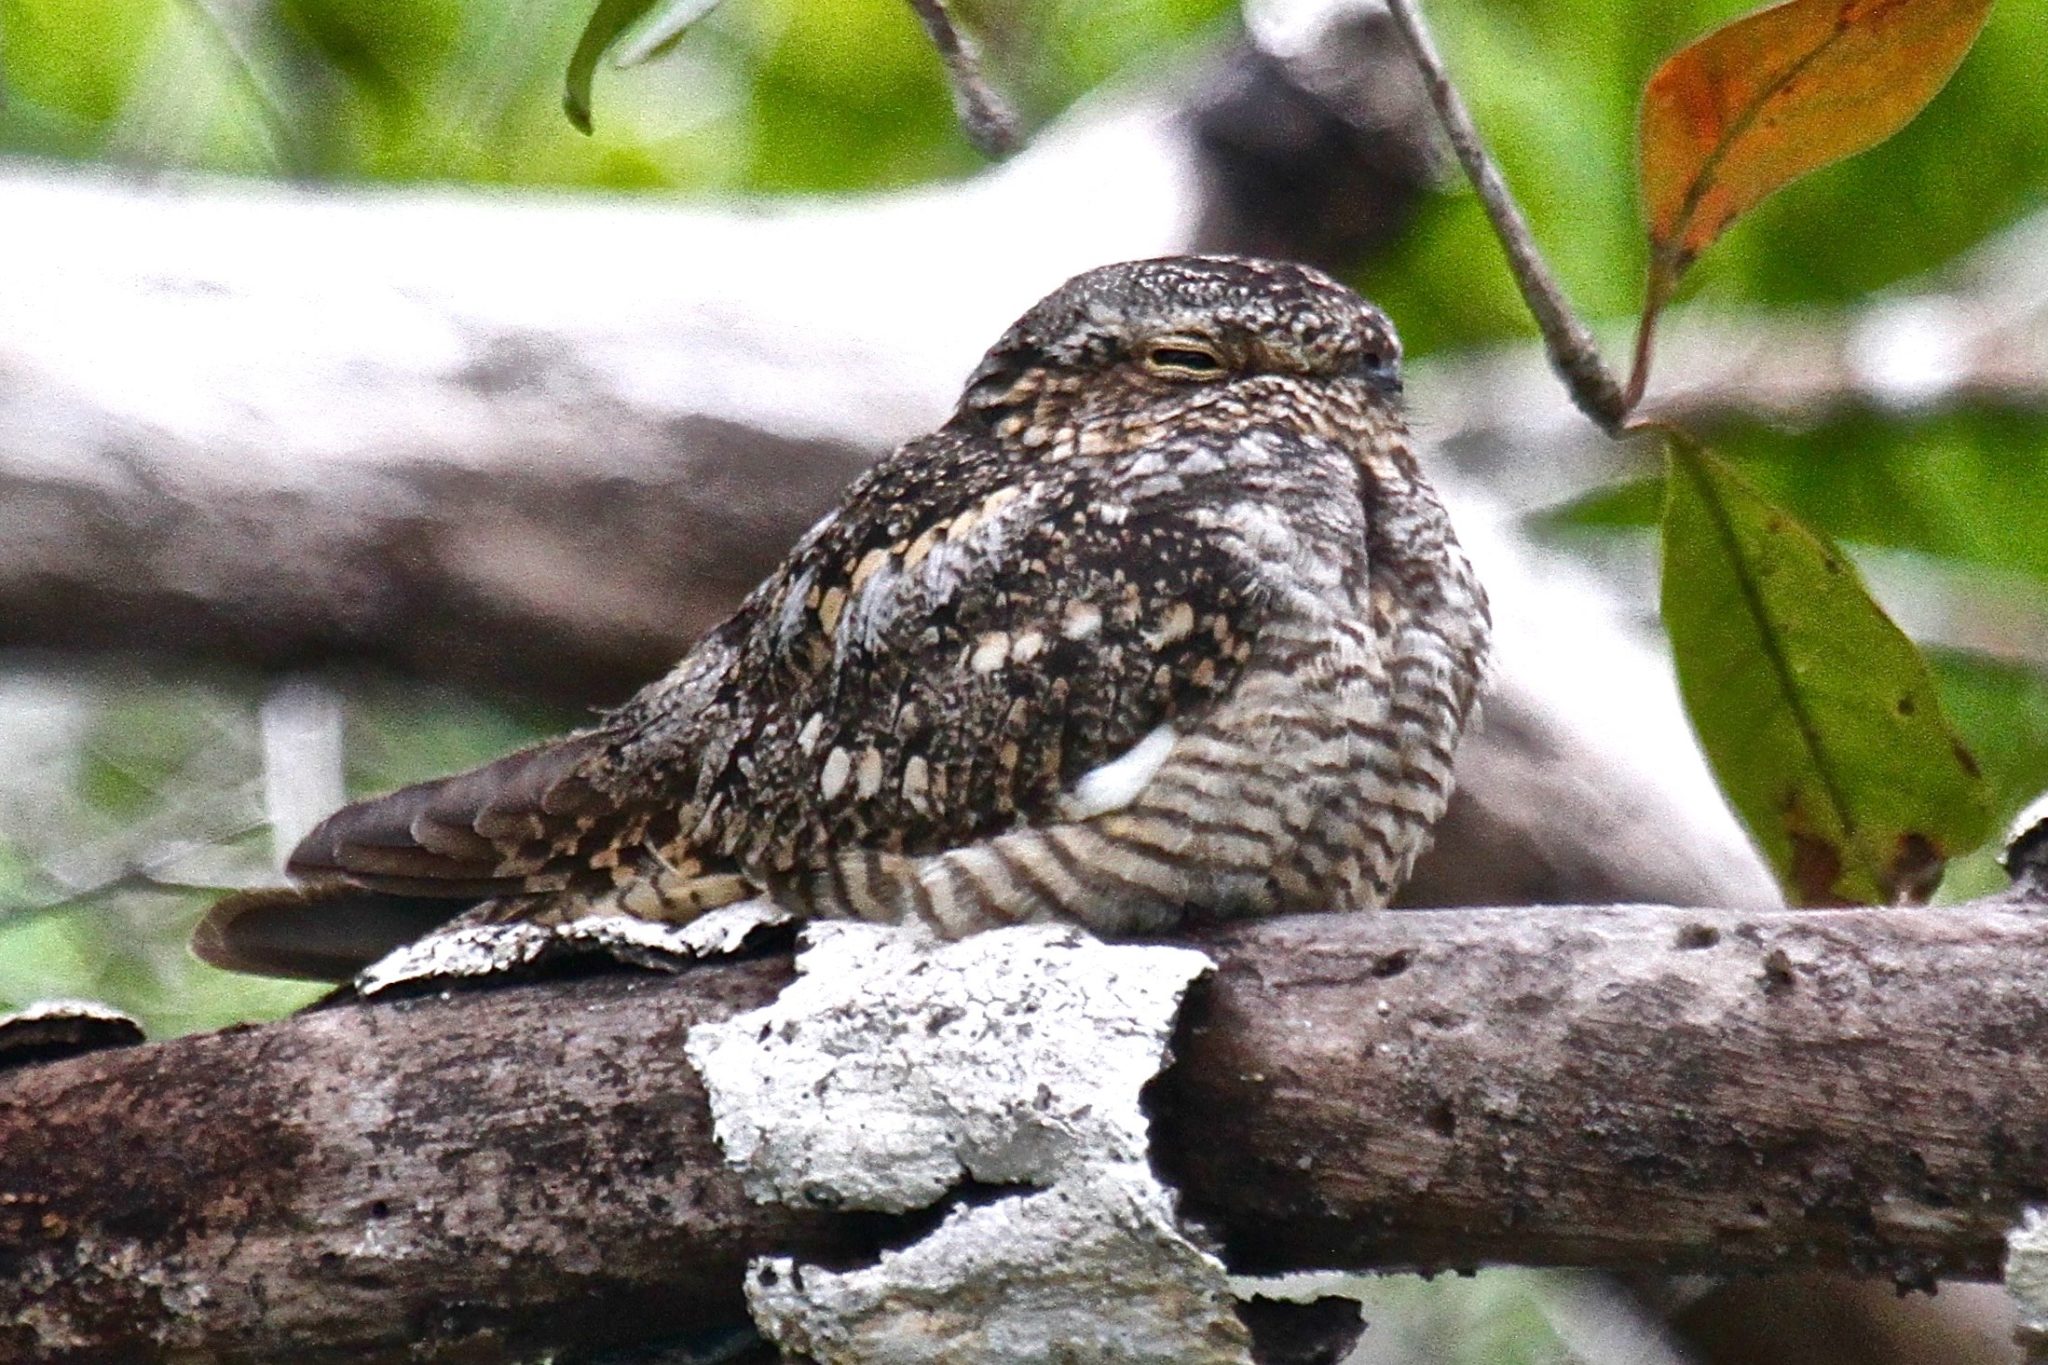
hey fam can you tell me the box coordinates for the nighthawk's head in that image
[959,255,1403,442]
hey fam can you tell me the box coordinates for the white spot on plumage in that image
[902,755,931,807]
[856,747,885,800]
[820,748,851,802]
[1059,724,1178,820]
[1010,630,1045,664]
[1061,601,1103,640]
[1146,602,1195,649]
[797,713,825,754]
[971,633,1010,674]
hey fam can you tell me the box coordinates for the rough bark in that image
[5,901,2047,1364]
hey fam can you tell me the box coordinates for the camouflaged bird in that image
[195,255,1491,981]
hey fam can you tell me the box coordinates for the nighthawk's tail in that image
[192,882,461,980]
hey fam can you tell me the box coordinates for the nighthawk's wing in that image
[191,733,642,979]
[283,733,617,894]
[194,427,1275,976]
[659,426,1272,877]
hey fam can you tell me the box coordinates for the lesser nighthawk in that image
[196,255,1491,979]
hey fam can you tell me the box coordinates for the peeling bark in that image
[4,901,2046,1363]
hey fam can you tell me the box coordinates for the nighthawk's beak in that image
[1354,350,1403,396]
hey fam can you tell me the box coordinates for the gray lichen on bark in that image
[353,899,792,997]
[0,999,145,1069]
[2006,1209,2048,1361]
[688,923,1253,1363]
[747,1169,1252,1365]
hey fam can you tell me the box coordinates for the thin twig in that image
[904,0,1021,158]
[1382,0,1630,435]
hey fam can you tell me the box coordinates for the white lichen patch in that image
[688,922,1209,1210]
[353,899,791,998]
[688,922,1252,1365]
[2007,1207,2048,1353]
[747,1169,1251,1365]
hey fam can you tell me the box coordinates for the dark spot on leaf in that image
[1787,830,1848,907]
[1895,694,1915,716]
[1887,832,1945,905]
[1675,923,1720,950]
[1953,740,1982,780]
[1822,555,1844,574]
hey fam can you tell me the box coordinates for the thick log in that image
[4,902,2046,1363]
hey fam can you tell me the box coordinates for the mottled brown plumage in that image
[195,256,1490,980]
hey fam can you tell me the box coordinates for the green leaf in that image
[1535,406,2048,587]
[1928,648,2048,901]
[1660,435,1993,904]
[563,0,659,135]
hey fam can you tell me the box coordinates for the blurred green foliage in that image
[0,0,2042,1023]
[0,668,569,1036]
[5,0,2044,340]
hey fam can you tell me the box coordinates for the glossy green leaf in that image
[563,0,658,134]
[1660,435,1993,904]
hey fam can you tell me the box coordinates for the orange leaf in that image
[1640,0,1993,286]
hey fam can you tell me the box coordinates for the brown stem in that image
[1382,0,1631,434]
[904,0,1021,158]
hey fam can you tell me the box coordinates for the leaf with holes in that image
[1638,0,1993,304]
[1661,435,1993,905]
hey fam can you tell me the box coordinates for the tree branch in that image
[1381,0,1629,432]
[4,899,2046,1363]
[903,0,1020,157]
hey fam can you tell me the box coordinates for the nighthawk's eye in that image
[1143,343,1226,379]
